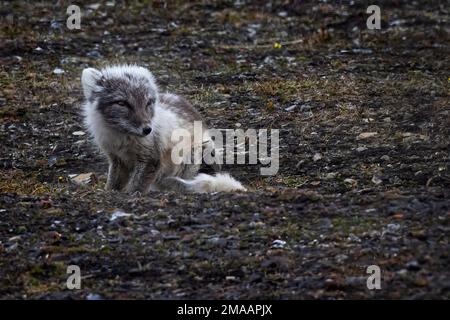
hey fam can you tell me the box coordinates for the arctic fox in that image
[81,64,246,193]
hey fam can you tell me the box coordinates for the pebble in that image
[357,132,378,140]
[372,175,383,185]
[356,146,368,152]
[70,172,96,185]
[53,68,65,75]
[313,153,322,162]
[347,233,361,243]
[324,172,337,179]
[335,254,348,263]
[86,293,102,300]
[382,223,401,237]
[300,104,312,112]
[272,239,287,249]
[344,178,358,187]
[285,105,297,112]
[110,210,132,221]
[406,260,421,271]
[397,269,408,276]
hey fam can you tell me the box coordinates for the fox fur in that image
[81,64,246,194]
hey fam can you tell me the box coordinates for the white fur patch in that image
[100,64,156,87]
[176,173,247,193]
[81,68,102,99]
[152,103,184,151]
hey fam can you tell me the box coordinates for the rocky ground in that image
[0,0,449,299]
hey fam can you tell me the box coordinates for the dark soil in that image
[0,0,449,299]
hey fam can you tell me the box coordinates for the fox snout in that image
[142,127,152,136]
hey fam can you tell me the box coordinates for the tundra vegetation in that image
[0,1,449,299]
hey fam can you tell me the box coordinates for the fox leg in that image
[123,161,156,194]
[105,156,131,191]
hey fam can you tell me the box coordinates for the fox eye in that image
[114,101,132,109]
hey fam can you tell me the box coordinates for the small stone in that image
[150,229,160,236]
[209,237,227,247]
[110,210,132,221]
[249,221,265,228]
[381,155,390,161]
[324,277,344,290]
[397,269,408,276]
[86,293,102,300]
[50,20,62,29]
[317,218,333,230]
[387,223,401,232]
[344,178,358,187]
[8,235,21,242]
[87,3,101,10]
[356,146,368,152]
[6,242,18,252]
[352,48,373,54]
[382,223,401,236]
[272,239,287,249]
[285,105,297,112]
[72,131,86,136]
[406,260,421,271]
[372,175,383,185]
[347,233,361,243]
[48,231,62,240]
[48,155,58,167]
[410,229,427,240]
[335,254,348,263]
[300,104,312,112]
[86,50,102,58]
[357,132,378,140]
[392,213,404,220]
[313,153,322,162]
[70,172,96,185]
[53,68,65,75]
[324,172,337,180]
[345,276,365,286]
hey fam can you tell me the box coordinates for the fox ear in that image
[81,68,102,99]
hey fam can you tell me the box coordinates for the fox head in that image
[81,65,158,137]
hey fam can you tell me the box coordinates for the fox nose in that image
[142,127,152,136]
